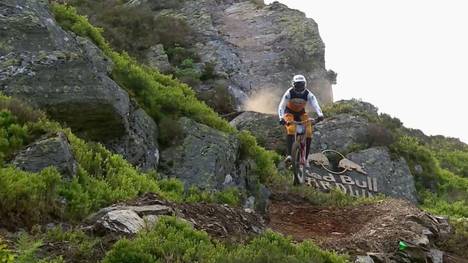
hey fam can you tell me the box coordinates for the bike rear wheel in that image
[292,141,304,185]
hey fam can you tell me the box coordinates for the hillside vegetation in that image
[324,100,468,218]
[51,4,278,183]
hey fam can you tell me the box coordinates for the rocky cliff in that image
[174,0,335,105]
[75,0,335,112]
[0,0,159,170]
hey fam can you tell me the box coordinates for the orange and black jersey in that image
[278,88,324,120]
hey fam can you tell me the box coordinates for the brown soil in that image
[127,193,265,243]
[267,193,468,262]
[268,197,379,244]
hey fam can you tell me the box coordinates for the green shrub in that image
[390,136,468,218]
[239,131,280,183]
[0,110,28,165]
[200,61,218,81]
[103,217,225,263]
[436,150,468,178]
[8,233,64,263]
[227,231,347,263]
[185,186,215,203]
[0,167,62,225]
[214,187,241,206]
[196,79,236,115]
[0,238,15,263]
[103,217,348,263]
[67,1,195,61]
[390,136,441,191]
[0,95,45,125]
[166,45,200,66]
[174,58,201,87]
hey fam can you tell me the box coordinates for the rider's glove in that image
[279,119,286,126]
[316,116,324,123]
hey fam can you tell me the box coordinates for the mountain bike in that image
[288,118,316,185]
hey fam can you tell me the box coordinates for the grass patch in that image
[102,216,348,263]
[0,95,244,227]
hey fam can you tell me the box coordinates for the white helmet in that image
[292,75,307,93]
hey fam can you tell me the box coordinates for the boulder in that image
[347,147,418,203]
[87,203,174,235]
[230,111,285,153]
[310,114,371,153]
[0,0,129,141]
[145,44,172,73]
[94,209,145,236]
[306,147,418,203]
[0,0,159,170]
[160,117,242,191]
[106,102,160,171]
[13,132,77,179]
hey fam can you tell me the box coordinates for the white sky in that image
[265,0,468,143]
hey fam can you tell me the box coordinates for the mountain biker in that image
[278,75,324,167]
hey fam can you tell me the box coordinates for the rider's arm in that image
[278,89,291,120]
[307,93,324,117]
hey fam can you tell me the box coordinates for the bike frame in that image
[289,118,315,185]
[294,127,307,165]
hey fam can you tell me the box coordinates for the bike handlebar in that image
[287,118,317,125]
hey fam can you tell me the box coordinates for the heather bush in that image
[102,217,348,263]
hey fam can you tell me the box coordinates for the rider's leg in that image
[286,135,294,156]
[284,113,295,157]
[302,113,314,158]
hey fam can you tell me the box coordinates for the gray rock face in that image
[0,0,158,170]
[311,114,371,153]
[230,111,285,154]
[145,44,172,73]
[0,0,129,140]
[13,132,77,179]
[160,117,242,191]
[145,0,333,107]
[346,147,418,203]
[88,204,174,235]
[306,147,418,203]
[230,111,385,156]
[106,102,160,171]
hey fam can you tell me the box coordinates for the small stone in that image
[355,256,374,263]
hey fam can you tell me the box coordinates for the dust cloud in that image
[243,88,284,114]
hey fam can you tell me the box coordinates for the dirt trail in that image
[268,198,379,244]
[267,193,467,262]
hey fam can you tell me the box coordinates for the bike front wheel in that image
[292,141,305,185]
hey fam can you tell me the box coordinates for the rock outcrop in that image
[12,132,77,179]
[230,110,417,202]
[160,117,241,191]
[311,114,372,153]
[87,194,265,241]
[0,0,158,170]
[307,147,418,203]
[346,147,418,203]
[133,0,334,107]
[230,111,285,153]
